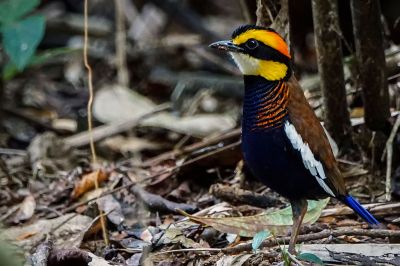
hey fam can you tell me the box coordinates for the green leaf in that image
[0,239,25,266]
[178,198,330,237]
[2,15,45,70]
[0,0,40,24]
[3,47,79,80]
[252,230,270,252]
[297,252,324,265]
[262,198,331,226]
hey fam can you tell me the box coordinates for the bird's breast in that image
[242,126,288,176]
[242,79,289,131]
[241,123,329,200]
[241,77,291,183]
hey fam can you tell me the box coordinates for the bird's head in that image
[210,25,292,81]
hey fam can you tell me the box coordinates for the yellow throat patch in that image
[259,60,288,80]
[230,53,288,80]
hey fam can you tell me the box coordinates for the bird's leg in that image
[288,199,308,254]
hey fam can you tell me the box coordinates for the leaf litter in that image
[0,0,399,265]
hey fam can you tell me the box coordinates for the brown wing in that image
[287,76,347,196]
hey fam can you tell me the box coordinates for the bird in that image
[210,25,379,254]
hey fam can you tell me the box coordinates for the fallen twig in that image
[130,185,197,214]
[142,128,240,167]
[286,252,305,266]
[302,243,400,264]
[209,183,281,208]
[64,103,170,147]
[223,228,400,254]
[0,148,27,156]
[384,114,400,201]
[322,201,400,217]
[151,247,222,256]
[329,249,400,266]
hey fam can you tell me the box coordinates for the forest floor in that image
[1,1,400,265]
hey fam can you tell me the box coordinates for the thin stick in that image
[385,114,400,201]
[286,252,305,266]
[151,248,222,256]
[83,0,97,165]
[223,228,400,254]
[321,202,400,217]
[83,0,108,245]
[142,128,240,167]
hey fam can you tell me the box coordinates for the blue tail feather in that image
[343,195,379,225]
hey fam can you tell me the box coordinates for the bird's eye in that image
[246,39,259,49]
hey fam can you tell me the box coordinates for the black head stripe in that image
[231,25,281,39]
[266,27,278,34]
[239,41,290,64]
[231,25,268,39]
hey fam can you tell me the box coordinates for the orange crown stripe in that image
[232,29,291,59]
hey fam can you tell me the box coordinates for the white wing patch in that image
[284,121,335,197]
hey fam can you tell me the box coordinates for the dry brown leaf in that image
[71,170,109,199]
[83,218,103,241]
[1,214,92,252]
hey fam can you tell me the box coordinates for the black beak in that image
[209,40,244,53]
